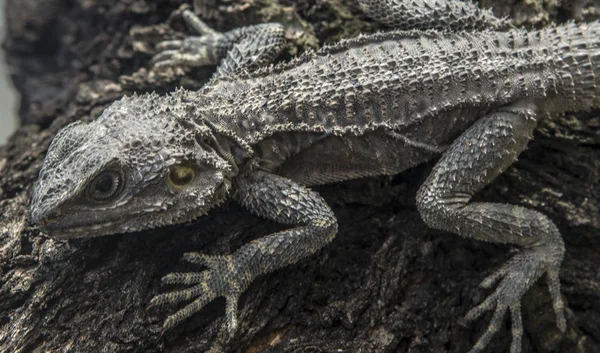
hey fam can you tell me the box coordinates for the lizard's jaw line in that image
[39,204,215,239]
[41,220,124,238]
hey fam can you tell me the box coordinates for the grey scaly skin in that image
[29,0,600,352]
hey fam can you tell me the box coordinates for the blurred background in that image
[0,0,18,145]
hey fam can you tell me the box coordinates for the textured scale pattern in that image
[198,23,599,147]
[29,1,600,353]
[358,0,511,30]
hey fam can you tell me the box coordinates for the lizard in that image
[29,0,600,352]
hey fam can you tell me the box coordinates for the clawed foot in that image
[462,247,566,353]
[151,10,228,69]
[149,252,247,337]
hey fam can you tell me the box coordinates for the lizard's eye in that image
[88,170,124,202]
[168,165,196,188]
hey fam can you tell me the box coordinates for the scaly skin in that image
[30,1,600,352]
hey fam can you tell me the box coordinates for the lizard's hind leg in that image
[416,102,566,353]
[358,0,511,31]
[152,10,285,78]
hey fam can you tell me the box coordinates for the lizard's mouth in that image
[38,211,137,238]
[41,219,122,238]
[37,201,217,239]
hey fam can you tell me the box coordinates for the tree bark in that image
[1,0,599,352]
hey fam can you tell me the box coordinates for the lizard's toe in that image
[466,304,509,353]
[161,271,210,285]
[150,50,179,65]
[155,40,184,51]
[547,269,566,332]
[150,282,209,307]
[509,304,523,353]
[163,290,219,330]
[464,297,524,353]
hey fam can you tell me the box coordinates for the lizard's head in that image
[31,93,235,238]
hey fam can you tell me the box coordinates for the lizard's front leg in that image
[150,171,337,341]
[416,102,566,353]
[151,9,285,78]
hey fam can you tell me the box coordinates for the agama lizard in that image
[30,1,600,352]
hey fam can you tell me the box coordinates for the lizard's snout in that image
[30,206,54,227]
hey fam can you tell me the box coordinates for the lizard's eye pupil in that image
[96,176,113,193]
[89,170,124,202]
[168,165,196,188]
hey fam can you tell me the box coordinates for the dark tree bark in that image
[1,1,599,352]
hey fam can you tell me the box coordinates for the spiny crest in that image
[201,28,449,88]
[100,93,191,144]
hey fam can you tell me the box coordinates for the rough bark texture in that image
[1,0,599,352]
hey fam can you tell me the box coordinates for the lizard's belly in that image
[274,132,442,186]
[253,105,492,186]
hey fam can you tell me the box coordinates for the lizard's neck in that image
[165,88,254,170]
[206,123,253,173]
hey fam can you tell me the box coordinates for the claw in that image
[149,293,170,308]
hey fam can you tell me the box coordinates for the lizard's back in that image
[200,23,600,184]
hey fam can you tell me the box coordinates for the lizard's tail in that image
[545,21,600,111]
